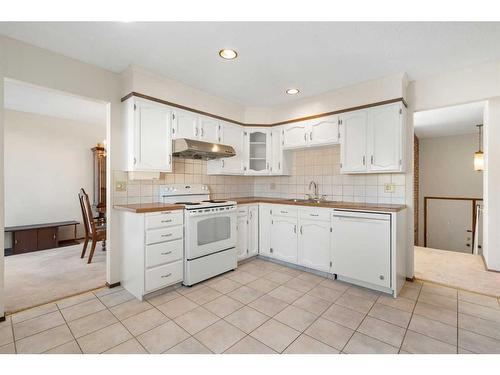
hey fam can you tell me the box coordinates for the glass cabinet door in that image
[248,131,268,173]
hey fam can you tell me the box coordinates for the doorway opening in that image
[3,79,110,313]
[413,101,500,296]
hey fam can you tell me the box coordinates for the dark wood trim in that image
[0,315,5,322]
[424,196,483,250]
[121,92,408,127]
[106,281,121,288]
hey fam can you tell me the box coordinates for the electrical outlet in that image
[115,181,127,192]
[384,183,396,193]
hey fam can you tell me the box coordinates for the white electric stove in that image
[158,184,237,286]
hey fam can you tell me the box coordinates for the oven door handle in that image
[186,209,236,218]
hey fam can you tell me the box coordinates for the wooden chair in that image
[78,188,106,264]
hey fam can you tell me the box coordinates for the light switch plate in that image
[115,181,127,192]
[384,183,395,193]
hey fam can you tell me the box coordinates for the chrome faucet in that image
[308,180,318,199]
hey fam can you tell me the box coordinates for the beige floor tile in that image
[13,310,65,340]
[0,316,11,328]
[284,334,339,354]
[56,292,97,310]
[279,267,303,277]
[184,286,222,305]
[268,285,304,304]
[146,290,181,307]
[335,293,374,314]
[224,306,269,334]
[176,283,207,296]
[93,286,124,298]
[225,336,277,354]
[226,270,258,284]
[166,337,212,354]
[344,332,399,354]
[77,322,132,354]
[250,319,300,353]
[122,308,169,336]
[209,278,241,294]
[174,306,220,335]
[16,324,73,354]
[238,264,269,278]
[368,303,412,328]
[345,286,380,302]
[157,296,198,319]
[0,343,16,354]
[409,314,457,345]
[11,303,57,324]
[274,305,317,332]
[292,294,332,316]
[458,347,475,354]
[320,278,350,292]
[99,289,135,308]
[458,290,499,309]
[321,303,366,330]
[285,277,318,293]
[0,325,14,347]
[228,285,264,304]
[459,301,500,323]
[297,272,325,284]
[458,329,500,354]
[110,299,154,320]
[60,298,107,322]
[377,295,415,313]
[203,295,244,318]
[404,280,423,290]
[264,271,294,284]
[305,318,354,350]
[67,309,118,338]
[308,285,344,302]
[421,283,458,299]
[200,274,227,287]
[419,292,457,311]
[195,319,246,354]
[249,294,289,317]
[104,338,147,354]
[247,278,279,294]
[398,286,420,300]
[357,316,406,348]
[414,301,457,326]
[402,330,457,354]
[44,340,82,354]
[137,321,190,353]
[458,313,500,341]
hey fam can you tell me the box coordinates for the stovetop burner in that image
[175,202,201,205]
[202,199,227,203]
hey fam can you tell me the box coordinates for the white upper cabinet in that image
[125,97,172,172]
[207,121,244,174]
[172,109,198,139]
[340,102,405,174]
[198,116,220,143]
[340,110,368,173]
[282,122,309,149]
[309,115,339,146]
[245,129,271,174]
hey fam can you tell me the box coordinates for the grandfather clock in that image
[91,145,106,220]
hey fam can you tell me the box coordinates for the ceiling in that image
[4,79,107,125]
[1,22,500,107]
[414,101,485,139]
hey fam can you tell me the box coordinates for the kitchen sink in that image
[286,198,324,204]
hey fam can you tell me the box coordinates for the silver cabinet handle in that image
[371,155,374,164]
[161,233,173,237]
[201,127,204,137]
[362,156,366,165]
[221,159,225,168]
[304,133,307,141]
[161,211,172,214]
[300,225,303,234]
[280,210,288,214]
[161,273,172,278]
[161,219,172,223]
[310,213,319,217]
[161,251,172,255]
[294,225,297,233]
[278,161,281,170]
[195,127,199,137]
[309,132,312,141]
[266,162,269,170]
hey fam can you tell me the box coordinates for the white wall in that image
[3,110,105,244]
[418,133,483,245]
[0,44,5,318]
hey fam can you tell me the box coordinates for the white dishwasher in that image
[331,210,391,288]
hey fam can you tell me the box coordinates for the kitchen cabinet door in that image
[246,129,270,175]
[134,99,172,171]
[340,110,368,173]
[309,115,339,147]
[331,210,391,288]
[298,218,331,273]
[270,127,283,175]
[259,204,272,257]
[173,109,198,140]
[367,103,404,172]
[199,116,220,143]
[283,122,308,149]
[220,122,245,174]
[271,216,298,264]
[248,205,259,257]
[236,214,249,260]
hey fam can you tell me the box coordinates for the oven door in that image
[185,206,237,260]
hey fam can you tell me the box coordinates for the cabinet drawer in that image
[237,206,249,217]
[146,226,183,245]
[146,239,183,268]
[145,211,183,229]
[299,208,331,222]
[272,205,298,218]
[145,261,183,292]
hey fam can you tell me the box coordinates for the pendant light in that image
[474,124,484,171]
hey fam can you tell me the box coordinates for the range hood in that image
[172,138,236,160]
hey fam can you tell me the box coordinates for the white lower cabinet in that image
[270,207,298,264]
[258,204,272,257]
[236,204,259,261]
[298,208,332,273]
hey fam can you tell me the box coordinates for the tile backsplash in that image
[113,145,405,205]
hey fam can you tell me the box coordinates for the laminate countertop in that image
[114,202,185,213]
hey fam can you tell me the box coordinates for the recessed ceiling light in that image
[219,49,238,60]
[286,88,300,95]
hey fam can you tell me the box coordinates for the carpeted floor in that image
[4,243,106,313]
[415,246,500,297]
